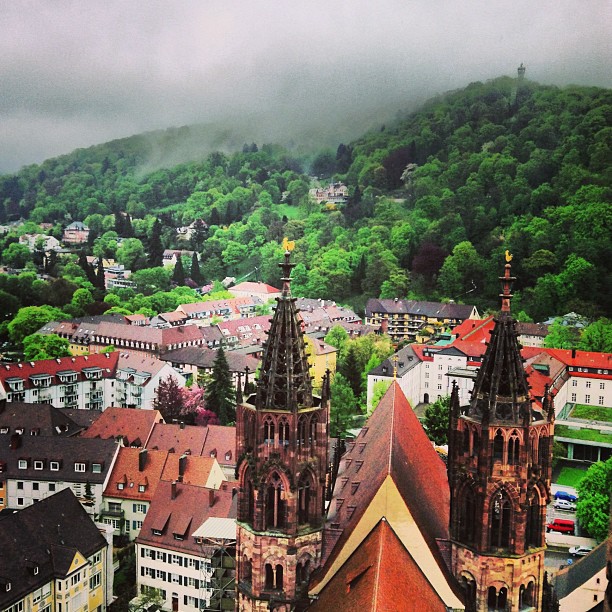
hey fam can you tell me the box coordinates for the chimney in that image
[0,399,6,414]
[209,489,215,507]
[178,454,187,481]
[138,449,147,472]
[179,421,185,430]
[9,433,21,449]
[571,348,576,359]
[171,480,177,500]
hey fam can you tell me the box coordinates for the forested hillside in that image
[0,76,610,324]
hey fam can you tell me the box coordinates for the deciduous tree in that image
[576,457,612,541]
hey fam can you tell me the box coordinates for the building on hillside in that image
[217,316,271,350]
[0,434,119,516]
[152,311,190,328]
[135,480,237,611]
[114,352,186,410]
[309,183,348,204]
[163,249,196,268]
[447,259,554,611]
[451,316,550,348]
[554,539,608,611]
[176,297,264,324]
[0,488,112,612]
[125,313,150,326]
[0,353,119,410]
[365,298,479,344]
[18,233,61,252]
[235,249,331,610]
[228,281,281,302]
[62,221,90,244]
[80,406,164,446]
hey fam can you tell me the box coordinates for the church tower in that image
[235,244,330,612]
[448,255,554,612]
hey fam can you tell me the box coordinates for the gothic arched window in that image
[298,474,312,525]
[279,418,290,447]
[459,487,477,545]
[310,415,318,445]
[298,415,308,447]
[529,430,538,465]
[265,564,274,590]
[264,417,275,446]
[493,430,504,461]
[463,428,470,454]
[490,490,512,549]
[275,565,284,590]
[265,472,286,530]
[526,489,541,548]
[508,431,520,465]
[472,430,480,457]
[242,555,252,584]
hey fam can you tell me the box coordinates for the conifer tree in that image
[190,252,203,285]
[148,219,164,267]
[96,257,106,289]
[339,344,363,398]
[172,257,186,285]
[204,347,235,425]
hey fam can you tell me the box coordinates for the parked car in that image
[569,545,593,557]
[546,518,575,534]
[554,499,577,511]
[554,491,578,503]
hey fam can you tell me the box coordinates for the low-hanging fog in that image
[1,0,610,174]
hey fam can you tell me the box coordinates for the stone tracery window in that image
[265,472,286,529]
[490,490,511,549]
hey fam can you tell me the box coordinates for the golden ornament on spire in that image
[393,354,399,380]
[282,237,295,252]
[505,250,513,262]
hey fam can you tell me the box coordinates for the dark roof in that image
[0,402,82,437]
[555,539,608,599]
[311,519,448,612]
[0,488,107,608]
[368,344,421,377]
[161,346,259,373]
[0,435,118,483]
[365,298,476,320]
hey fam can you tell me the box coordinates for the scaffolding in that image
[194,517,237,611]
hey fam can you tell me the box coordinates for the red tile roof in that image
[202,425,236,466]
[136,480,236,556]
[451,316,494,343]
[230,281,280,294]
[81,407,163,446]
[146,423,208,455]
[104,447,168,500]
[546,348,612,370]
[160,454,217,486]
[0,352,119,389]
[323,383,450,569]
[311,519,448,612]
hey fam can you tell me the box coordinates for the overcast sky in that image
[1,1,610,174]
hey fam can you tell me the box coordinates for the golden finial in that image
[505,250,513,263]
[393,354,399,380]
[282,237,295,252]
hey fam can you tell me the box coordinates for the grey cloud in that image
[1,0,610,174]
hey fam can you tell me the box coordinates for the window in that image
[437,384,442,390]
[70,572,81,586]
[438,374,442,380]
[32,482,39,491]
[133,503,146,513]
[156,570,166,581]
[599,396,604,405]
[17,498,24,506]
[17,481,24,490]
[138,484,146,492]
[425,382,429,388]
[600,382,605,390]
[49,483,56,492]
[34,460,44,470]
[572,380,577,387]
[586,381,591,388]
[92,463,102,473]
[74,462,86,472]
[585,395,590,404]
[571,393,577,402]
[89,572,101,589]
[425,373,429,379]
[18,459,28,470]
[50,461,60,471]
[117,483,124,490]
[133,520,143,529]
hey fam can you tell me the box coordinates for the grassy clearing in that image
[556,466,587,488]
[571,404,612,423]
[274,203,305,220]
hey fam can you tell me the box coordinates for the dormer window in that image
[34,460,44,470]
[117,483,125,490]
[74,462,86,472]
[92,463,102,473]
[138,484,146,493]
[18,459,28,470]
[50,461,60,471]
[225,451,232,461]
[152,529,162,536]
[0,427,8,434]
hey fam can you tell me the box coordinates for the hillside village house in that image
[0,489,113,612]
[176,297,264,324]
[62,221,90,244]
[308,182,349,204]
[228,281,281,302]
[18,233,61,252]
[162,249,196,268]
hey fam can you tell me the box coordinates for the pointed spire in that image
[235,371,243,405]
[467,254,531,424]
[255,245,313,411]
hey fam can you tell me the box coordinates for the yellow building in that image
[0,489,111,612]
[304,334,337,389]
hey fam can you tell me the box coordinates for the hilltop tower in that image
[235,244,330,612]
[448,254,554,612]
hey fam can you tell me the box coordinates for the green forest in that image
[0,76,610,334]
